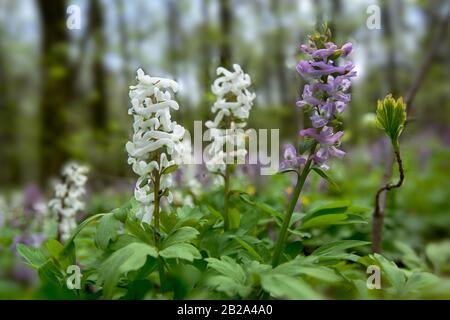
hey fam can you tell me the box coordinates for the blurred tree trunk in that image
[199,0,212,120]
[89,0,108,134]
[117,0,132,81]
[329,0,342,41]
[166,0,186,123]
[0,22,19,187]
[37,0,71,183]
[255,0,274,105]
[382,0,399,95]
[219,0,232,67]
[167,0,181,76]
[271,0,289,106]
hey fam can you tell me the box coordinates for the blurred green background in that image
[0,0,449,298]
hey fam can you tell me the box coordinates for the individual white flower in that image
[126,68,186,224]
[48,162,89,241]
[205,64,255,173]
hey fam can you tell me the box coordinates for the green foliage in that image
[160,243,201,262]
[16,244,47,269]
[12,137,450,300]
[300,201,368,229]
[95,213,121,250]
[261,274,321,300]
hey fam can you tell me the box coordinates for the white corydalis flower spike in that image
[126,68,185,224]
[48,162,89,241]
[205,64,255,174]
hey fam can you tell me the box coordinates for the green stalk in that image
[153,171,161,249]
[223,164,230,231]
[153,170,166,291]
[272,157,313,267]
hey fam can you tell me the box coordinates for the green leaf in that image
[239,194,255,205]
[207,205,224,220]
[120,279,153,300]
[279,168,300,176]
[425,241,450,273]
[98,242,158,298]
[227,189,248,199]
[312,240,370,256]
[110,234,140,251]
[205,256,250,298]
[372,253,406,292]
[307,201,350,216]
[162,227,199,249]
[206,275,251,298]
[261,274,322,299]
[228,208,241,229]
[275,261,342,283]
[255,202,284,220]
[125,218,154,244]
[95,213,122,250]
[311,167,340,190]
[232,237,263,262]
[16,244,47,269]
[46,239,64,259]
[395,241,427,271]
[159,243,201,262]
[206,256,246,284]
[161,164,178,175]
[38,260,64,285]
[46,239,75,269]
[299,201,367,229]
[176,206,204,221]
[112,200,133,222]
[300,213,349,229]
[62,213,105,253]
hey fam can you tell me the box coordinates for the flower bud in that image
[375,94,407,149]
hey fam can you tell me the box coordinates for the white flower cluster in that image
[126,68,186,223]
[205,64,255,173]
[48,162,88,241]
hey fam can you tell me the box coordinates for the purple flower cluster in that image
[281,34,356,171]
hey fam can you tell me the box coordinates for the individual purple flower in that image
[310,114,329,128]
[296,60,355,78]
[341,42,353,57]
[280,144,307,170]
[300,126,345,169]
[301,41,353,60]
[310,42,338,60]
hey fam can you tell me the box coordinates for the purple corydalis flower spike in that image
[294,36,355,169]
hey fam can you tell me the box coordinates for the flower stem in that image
[153,171,161,249]
[223,164,230,230]
[272,157,313,267]
[153,170,166,291]
[372,146,404,253]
